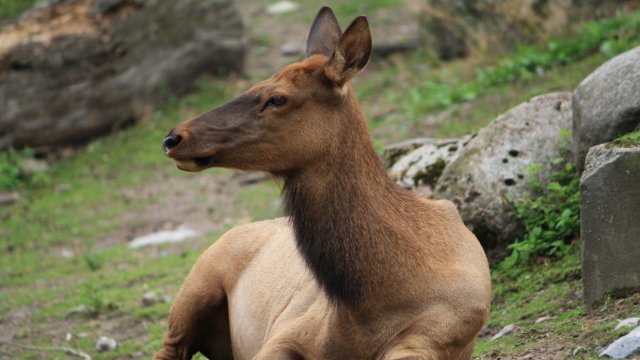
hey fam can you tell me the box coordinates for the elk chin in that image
[174,156,214,172]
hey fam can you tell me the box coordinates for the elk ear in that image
[306,7,342,58]
[324,16,372,87]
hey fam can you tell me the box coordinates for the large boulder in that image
[0,0,244,150]
[436,92,572,249]
[420,0,639,60]
[572,46,640,171]
[581,142,640,310]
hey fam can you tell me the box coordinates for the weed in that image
[84,252,105,271]
[502,153,580,267]
[80,282,113,316]
[612,130,640,147]
[0,147,49,191]
[0,0,39,24]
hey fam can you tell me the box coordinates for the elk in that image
[157,7,491,360]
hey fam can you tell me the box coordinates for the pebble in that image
[142,291,158,307]
[96,336,118,352]
[600,325,640,358]
[60,249,74,258]
[65,304,89,318]
[20,158,48,177]
[491,324,519,341]
[0,192,20,206]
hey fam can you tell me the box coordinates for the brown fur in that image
[156,7,491,359]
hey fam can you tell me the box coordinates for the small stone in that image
[65,305,89,318]
[142,292,158,307]
[0,192,20,206]
[614,317,640,331]
[60,249,74,258]
[95,336,117,352]
[535,316,553,324]
[266,1,298,15]
[572,346,584,356]
[600,325,640,358]
[20,158,48,177]
[55,183,72,192]
[65,332,73,342]
[280,42,303,57]
[491,324,519,341]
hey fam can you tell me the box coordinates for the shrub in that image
[502,157,580,267]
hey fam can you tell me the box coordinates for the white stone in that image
[128,226,197,248]
[491,324,519,341]
[266,1,298,15]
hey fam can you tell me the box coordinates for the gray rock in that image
[0,0,245,150]
[384,138,439,168]
[491,324,519,341]
[600,325,640,358]
[141,291,158,307]
[65,304,89,319]
[0,192,20,206]
[387,136,471,194]
[572,46,640,171]
[616,318,640,331]
[581,144,640,309]
[436,93,573,248]
[96,335,118,352]
[20,158,48,177]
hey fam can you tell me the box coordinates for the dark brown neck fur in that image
[281,93,427,307]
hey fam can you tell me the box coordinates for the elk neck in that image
[280,92,429,308]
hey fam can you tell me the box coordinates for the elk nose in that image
[163,132,182,151]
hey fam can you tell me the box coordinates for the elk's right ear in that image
[306,7,342,58]
[324,16,372,87]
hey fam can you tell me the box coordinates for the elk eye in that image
[267,95,287,107]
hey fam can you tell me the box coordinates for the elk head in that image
[163,7,372,174]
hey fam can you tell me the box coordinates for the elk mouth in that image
[165,149,216,172]
[172,156,214,172]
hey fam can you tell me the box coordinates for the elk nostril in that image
[163,134,182,150]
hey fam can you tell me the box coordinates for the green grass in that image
[0,0,39,24]
[613,130,640,147]
[474,251,640,358]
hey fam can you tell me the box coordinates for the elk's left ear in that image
[324,16,372,87]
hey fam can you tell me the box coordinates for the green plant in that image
[502,157,581,267]
[0,148,40,191]
[403,9,640,121]
[0,0,39,24]
[84,252,105,271]
[613,130,640,147]
[80,282,112,316]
